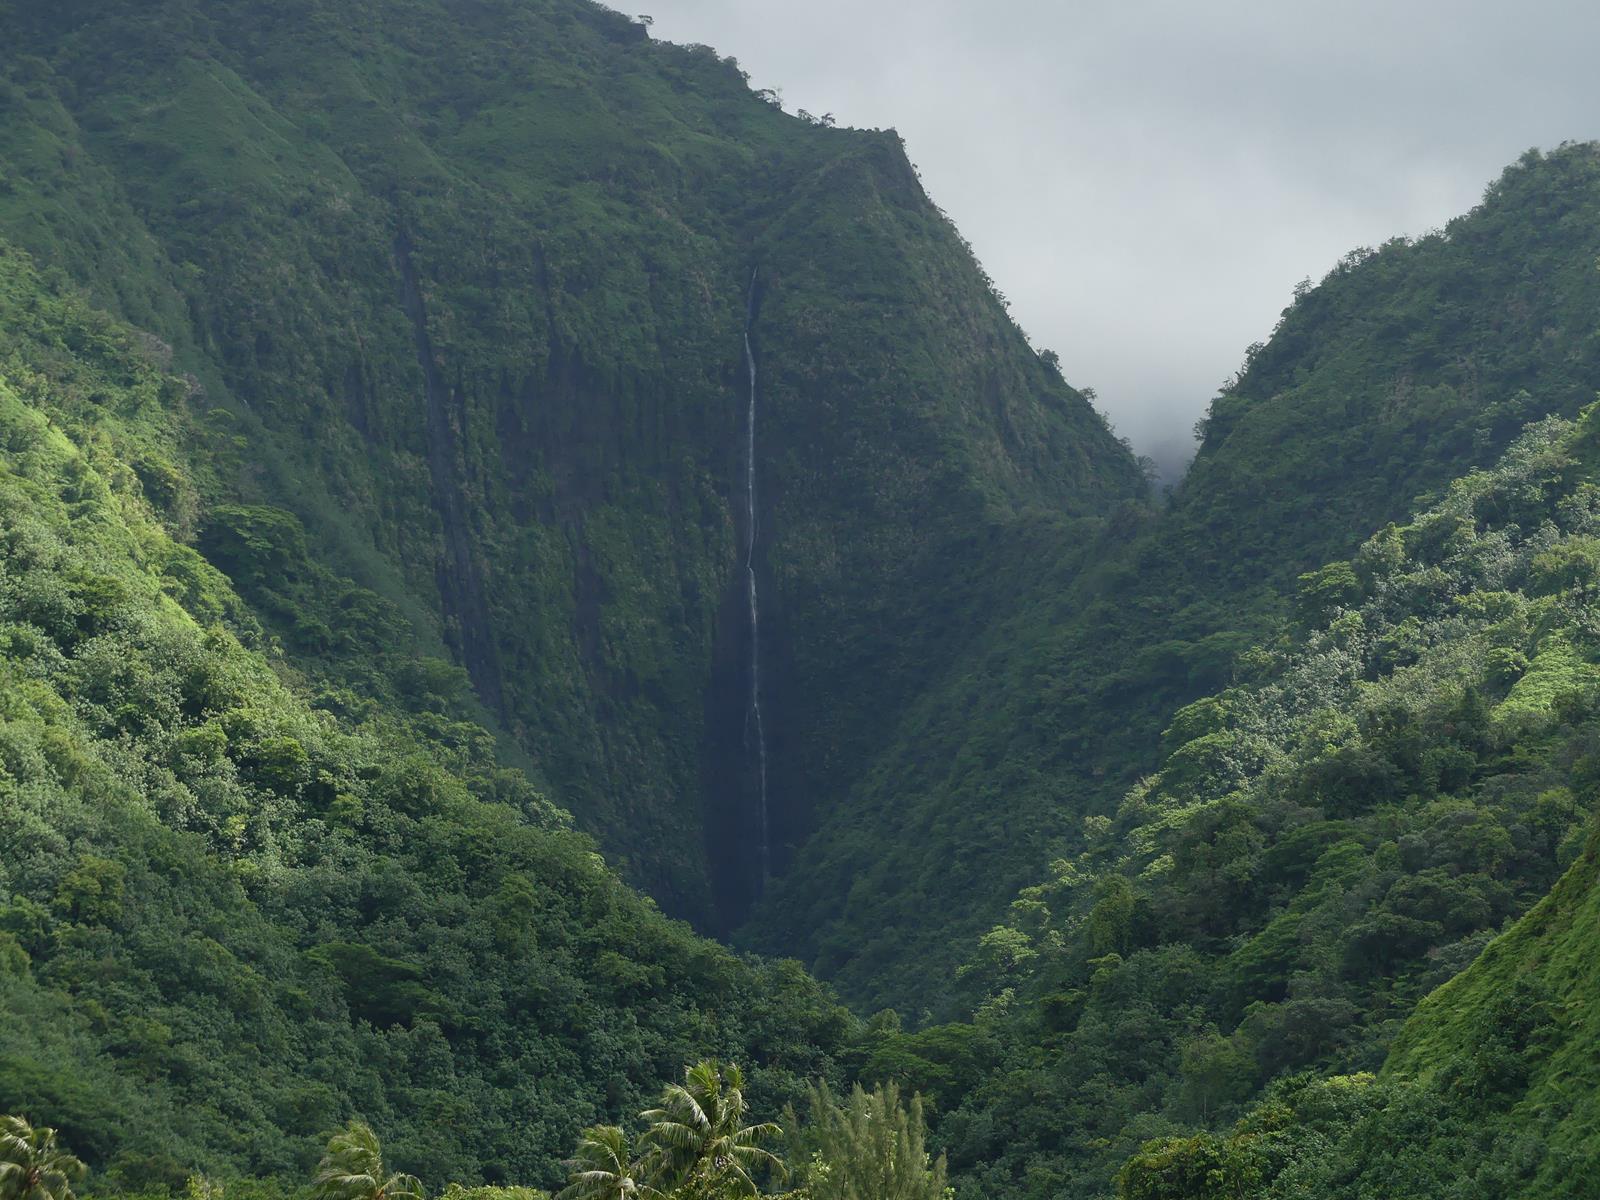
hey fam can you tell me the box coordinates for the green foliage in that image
[0,238,851,1191]
[1175,1034,1255,1125]
[856,1023,995,1113]
[7,2,1600,1197]
[0,0,1142,941]
[752,142,1600,1015]
[1117,1134,1256,1200]
[552,1071,948,1200]
[311,1124,423,1200]
[935,411,1600,1197]
[554,1127,651,1200]
[439,1187,547,1200]
[551,1061,801,1200]
[784,1081,948,1200]
[635,1063,782,1199]
[1294,562,1362,624]
[0,1117,87,1200]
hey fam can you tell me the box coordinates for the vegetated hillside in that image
[745,143,1600,1014]
[12,0,1600,1192]
[1119,828,1600,1200]
[924,406,1600,1199]
[0,0,1143,933]
[0,239,851,1193]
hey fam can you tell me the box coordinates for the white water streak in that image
[743,269,770,886]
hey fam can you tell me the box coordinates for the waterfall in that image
[742,269,770,887]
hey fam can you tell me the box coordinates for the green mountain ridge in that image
[941,403,1600,1197]
[7,1,1600,1196]
[1101,403,1600,1199]
[0,238,850,1191]
[0,0,1143,939]
[749,141,1600,1015]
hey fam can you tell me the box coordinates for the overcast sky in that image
[640,0,1600,475]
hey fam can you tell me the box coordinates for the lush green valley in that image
[0,240,848,1190]
[0,0,1141,938]
[749,144,1600,1016]
[7,0,1600,1197]
[941,403,1600,1197]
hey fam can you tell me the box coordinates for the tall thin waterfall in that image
[742,269,770,887]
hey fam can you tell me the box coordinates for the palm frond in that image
[311,1121,410,1200]
[728,1123,781,1148]
[0,1117,85,1200]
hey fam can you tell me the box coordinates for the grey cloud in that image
[641,0,1600,476]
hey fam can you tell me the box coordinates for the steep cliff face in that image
[723,136,1141,925]
[0,0,1143,932]
[0,237,853,1189]
[745,143,1600,1014]
[13,4,1600,1193]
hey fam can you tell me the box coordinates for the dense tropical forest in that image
[4,0,1600,1196]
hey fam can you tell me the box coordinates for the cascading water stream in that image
[742,268,770,888]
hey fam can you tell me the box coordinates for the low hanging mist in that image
[642,0,1600,479]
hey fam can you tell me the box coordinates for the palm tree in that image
[310,1121,425,1200]
[555,1125,659,1200]
[0,1116,86,1200]
[637,1062,782,1199]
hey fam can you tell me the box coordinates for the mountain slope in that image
[1113,804,1600,1198]
[931,402,1600,1199]
[747,143,1600,1013]
[15,8,1600,1197]
[0,0,1143,936]
[0,238,850,1192]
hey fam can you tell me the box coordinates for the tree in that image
[556,1127,658,1200]
[1117,1133,1257,1200]
[637,1063,781,1198]
[310,1122,424,1200]
[0,1117,86,1200]
[1176,1032,1255,1123]
[786,1082,947,1200]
